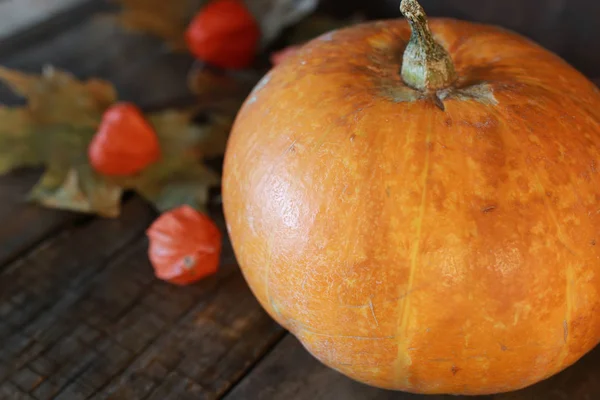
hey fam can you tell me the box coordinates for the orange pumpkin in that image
[222,0,600,395]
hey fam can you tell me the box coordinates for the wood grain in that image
[96,270,284,400]
[0,199,284,399]
[0,198,154,398]
[0,169,80,270]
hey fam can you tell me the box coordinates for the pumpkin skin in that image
[222,18,600,395]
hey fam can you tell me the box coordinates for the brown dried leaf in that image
[128,162,219,213]
[29,164,123,218]
[0,65,116,127]
[0,107,38,174]
[0,66,227,216]
[0,66,121,216]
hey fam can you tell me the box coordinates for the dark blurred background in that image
[320,0,600,78]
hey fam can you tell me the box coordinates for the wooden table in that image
[1,2,600,399]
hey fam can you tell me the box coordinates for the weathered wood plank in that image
[0,196,284,399]
[0,169,79,269]
[0,381,35,400]
[94,270,285,400]
[0,198,154,339]
[225,334,600,400]
[0,198,155,399]
[0,253,283,400]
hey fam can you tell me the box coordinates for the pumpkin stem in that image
[400,0,457,92]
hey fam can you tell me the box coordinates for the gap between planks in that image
[217,331,288,400]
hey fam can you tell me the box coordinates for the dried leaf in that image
[0,66,116,127]
[29,164,123,218]
[0,107,38,173]
[131,163,219,213]
[0,66,226,217]
[0,66,121,216]
[146,109,221,159]
[112,0,208,51]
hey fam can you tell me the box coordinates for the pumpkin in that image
[222,0,600,395]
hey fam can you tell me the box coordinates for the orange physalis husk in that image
[185,0,261,70]
[88,102,161,176]
[146,205,222,285]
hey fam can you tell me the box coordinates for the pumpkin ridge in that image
[532,169,575,362]
[494,102,577,379]
[532,97,593,370]
[525,108,579,368]
[394,107,434,385]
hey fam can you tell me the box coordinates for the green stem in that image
[400,0,457,92]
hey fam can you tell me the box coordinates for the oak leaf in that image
[0,66,232,217]
[0,66,122,217]
[30,164,123,218]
